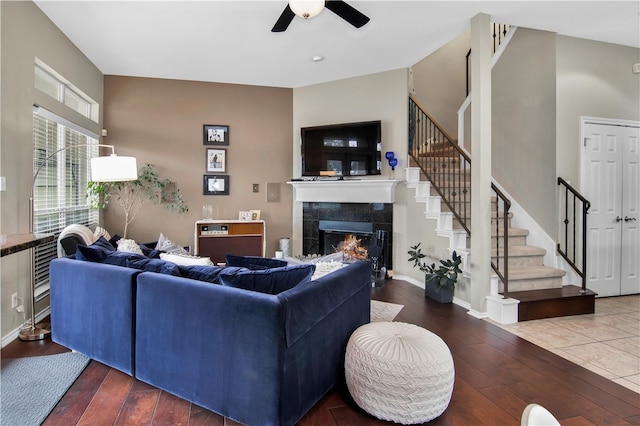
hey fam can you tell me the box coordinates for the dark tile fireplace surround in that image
[302,202,393,268]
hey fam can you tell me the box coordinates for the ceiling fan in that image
[271,0,370,33]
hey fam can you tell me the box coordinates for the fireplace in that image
[303,202,392,270]
[319,220,373,261]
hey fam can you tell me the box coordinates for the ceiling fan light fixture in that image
[289,0,325,19]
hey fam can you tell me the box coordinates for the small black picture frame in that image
[203,124,229,146]
[203,175,230,195]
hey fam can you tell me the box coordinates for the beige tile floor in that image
[494,295,640,394]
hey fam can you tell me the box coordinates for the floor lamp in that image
[19,144,137,341]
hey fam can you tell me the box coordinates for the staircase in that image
[407,23,595,322]
[406,117,595,322]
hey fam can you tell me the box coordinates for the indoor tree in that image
[87,163,188,238]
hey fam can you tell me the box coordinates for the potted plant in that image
[87,163,188,238]
[408,243,462,303]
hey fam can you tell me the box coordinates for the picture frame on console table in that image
[203,175,229,195]
[203,124,229,146]
[206,148,226,173]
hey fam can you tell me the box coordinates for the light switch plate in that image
[0,176,6,191]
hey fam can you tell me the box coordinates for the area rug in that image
[1,352,90,426]
[371,300,404,322]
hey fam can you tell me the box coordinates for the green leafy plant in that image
[87,163,188,238]
[408,243,462,288]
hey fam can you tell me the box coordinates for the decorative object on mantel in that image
[203,124,229,146]
[385,151,398,170]
[408,243,462,303]
[88,163,188,239]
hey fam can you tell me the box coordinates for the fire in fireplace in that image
[319,220,373,261]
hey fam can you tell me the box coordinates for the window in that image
[32,107,99,299]
[34,61,99,123]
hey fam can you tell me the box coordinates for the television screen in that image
[301,120,382,177]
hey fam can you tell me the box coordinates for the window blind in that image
[32,109,99,298]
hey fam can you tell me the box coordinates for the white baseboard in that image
[1,306,51,348]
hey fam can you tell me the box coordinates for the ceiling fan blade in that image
[272,5,296,32]
[325,1,370,28]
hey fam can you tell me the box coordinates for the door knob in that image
[624,216,637,222]
[615,216,623,222]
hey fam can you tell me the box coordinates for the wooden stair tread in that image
[509,285,597,321]
[508,285,597,302]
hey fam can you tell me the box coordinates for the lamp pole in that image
[20,144,136,341]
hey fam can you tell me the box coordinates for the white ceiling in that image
[34,1,640,88]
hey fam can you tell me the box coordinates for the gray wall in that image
[556,36,640,188]
[411,30,470,139]
[492,28,557,236]
[0,1,104,340]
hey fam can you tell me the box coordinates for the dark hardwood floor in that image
[3,279,639,425]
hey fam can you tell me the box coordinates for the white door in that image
[582,120,639,297]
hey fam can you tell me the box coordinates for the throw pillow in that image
[93,226,111,242]
[225,254,287,269]
[126,257,181,276]
[220,264,315,295]
[117,238,144,255]
[159,252,214,266]
[155,232,190,255]
[109,234,122,249]
[103,251,146,267]
[177,265,243,284]
[74,236,117,262]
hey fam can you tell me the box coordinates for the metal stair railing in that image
[409,96,471,235]
[409,96,513,294]
[557,177,591,293]
[491,183,511,297]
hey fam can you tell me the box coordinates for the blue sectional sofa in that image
[50,252,371,426]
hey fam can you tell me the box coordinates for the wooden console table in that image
[194,220,266,263]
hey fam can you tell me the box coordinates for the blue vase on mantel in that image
[425,278,454,303]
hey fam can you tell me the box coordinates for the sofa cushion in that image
[75,236,116,262]
[103,251,147,267]
[225,254,287,270]
[127,257,181,276]
[220,264,315,295]
[176,265,246,284]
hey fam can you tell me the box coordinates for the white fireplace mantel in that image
[287,179,399,203]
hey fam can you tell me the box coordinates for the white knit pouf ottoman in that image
[345,322,454,424]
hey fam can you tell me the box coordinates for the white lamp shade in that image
[289,0,324,19]
[91,154,138,182]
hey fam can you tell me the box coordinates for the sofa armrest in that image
[278,260,371,347]
[50,257,139,375]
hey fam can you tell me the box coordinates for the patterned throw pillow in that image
[116,238,144,255]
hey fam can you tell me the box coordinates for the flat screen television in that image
[300,120,382,177]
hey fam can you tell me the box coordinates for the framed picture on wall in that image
[206,148,226,173]
[203,175,230,195]
[203,124,229,146]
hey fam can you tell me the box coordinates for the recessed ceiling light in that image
[312,55,325,63]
